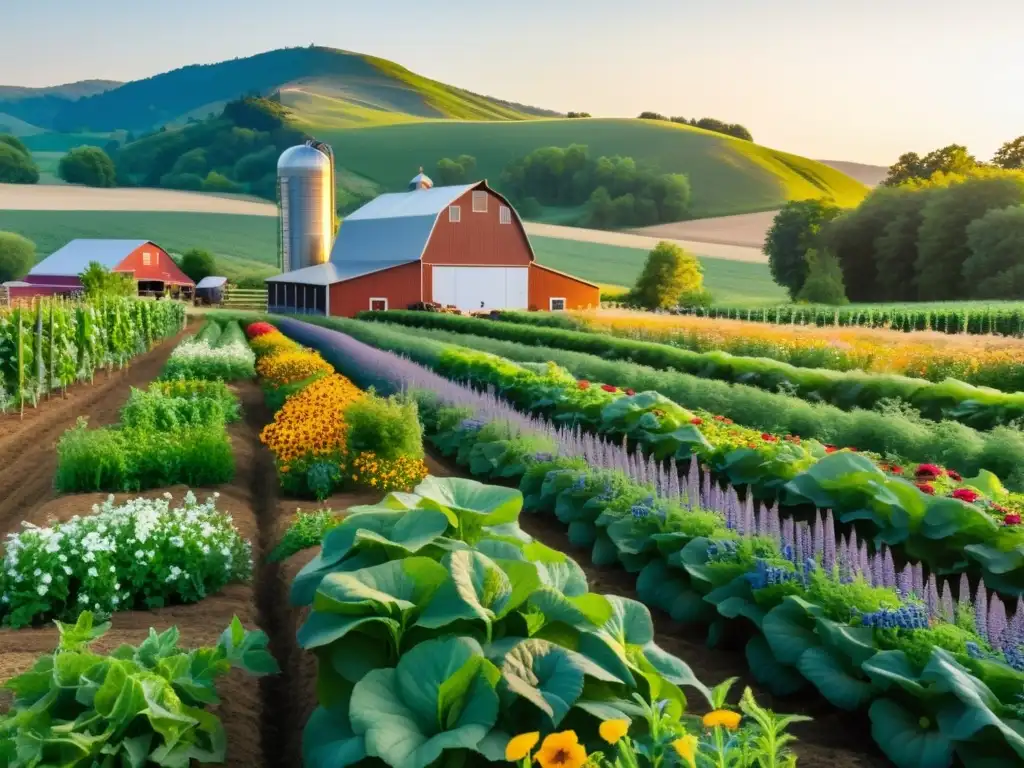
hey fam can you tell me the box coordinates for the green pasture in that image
[312,118,868,219]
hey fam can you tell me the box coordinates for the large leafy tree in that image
[79,262,135,298]
[822,188,902,302]
[915,171,1024,300]
[0,144,39,184]
[0,231,35,282]
[883,144,977,186]
[963,205,1024,298]
[58,146,116,187]
[764,199,842,299]
[632,241,705,309]
[796,248,848,305]
[993,136,1024,170]
[178,248,217,283]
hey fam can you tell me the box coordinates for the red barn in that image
[266,176,599,317]
[17,240,195,298]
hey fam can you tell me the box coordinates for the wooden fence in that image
[222,287,268,311]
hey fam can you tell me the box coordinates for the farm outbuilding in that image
[195,275,228,305]
[20,239,195,299]
[266,176,599,317]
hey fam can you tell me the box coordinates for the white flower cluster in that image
[168,339,256,367]
[0,491,252,627]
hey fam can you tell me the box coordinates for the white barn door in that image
[433,267,528,311]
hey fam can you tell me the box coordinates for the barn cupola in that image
[408,167,433,190]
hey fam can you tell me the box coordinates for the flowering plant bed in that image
[161,320,255,381]
[0,491,252,627]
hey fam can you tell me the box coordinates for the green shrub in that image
[268,508,344,562]
[343,393,424,461]
[632,241,705,309]
[796,248,848,305]
[120,383,238,430]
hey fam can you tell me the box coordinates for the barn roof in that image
[195,276,228,289]
[265,259,417,287]
[28,239,150,277]
[326,183,476,266]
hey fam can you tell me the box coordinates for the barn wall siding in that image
[528,264,600,310]
[24,275,82,288]
[330,261,422,317]
[117,244,194,285]
[421,189,532,267]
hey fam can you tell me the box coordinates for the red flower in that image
[714,415,726,421]
[761,433,777,442]
[916,482,936,495]
[947,470,962,482]
[246,321,276,338]
[951,488,979,503]
[1005,513,1021,526]
[890,465,904,474]
[625,389,636,396]
[724,418,734,425]
[601,384,617,393]
[825,445,837,453]
[691,417,703,425]
[915,463,943,479]
[578,380,590,390]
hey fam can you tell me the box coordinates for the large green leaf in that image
[501,638,623,726]
[744,635,805,696]
[303,703,367,768]
[869,698,953,768]
[601,595,655,647]
[349,636,500,768]
[417,551,539,630]
[413,476,524,543]
[796,646,875,711]
[313,558,449,619]
[761,597,823,666]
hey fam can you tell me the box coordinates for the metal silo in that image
[277,140,336,273]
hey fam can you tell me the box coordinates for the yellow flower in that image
[535,731,587,768]
[672,734,698,768]
[599,719,629,745]
[702,709,742,730]
[505,732,539,762]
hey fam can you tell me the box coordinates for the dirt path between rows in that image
[0,324,194,524]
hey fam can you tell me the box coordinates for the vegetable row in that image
[0,297,185,412]
[356,310,1024,429]
[270,316,1024,768]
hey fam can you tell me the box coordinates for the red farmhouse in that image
[266,176,599,317]
[13,240,195,298]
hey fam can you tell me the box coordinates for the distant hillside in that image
[817,159,888,187]
[312,118,869,218]
[0,80,121,130]
[0,47,559,134]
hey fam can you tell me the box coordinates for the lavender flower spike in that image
[975,580,989,641]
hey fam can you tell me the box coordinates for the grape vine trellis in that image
[0,297,185,416]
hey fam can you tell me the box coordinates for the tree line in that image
[766,162,1024,303]
[882,136,1024,186]
[637,112,753,142]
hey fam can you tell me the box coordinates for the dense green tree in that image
[963,205,1024,298]
[435,155,477,186]
[178,248,217,283]
[0,134,30,156]
[79,262,135,298]
[797,249,848,304]
[221,96,291,132]
[870,187,932,302]
[994,136,1024,170]
[764,199,842,299]
[632,241,706,309]
[160,172,204,191]
[915,171,1024,300]
[201,171,241,193]
[694,117,753,141]
[58,146,116,187]
[170,147,208,177]
[883,144,978,186]
[566,112,591,118]
[0,232,35,282]
[0,144,39,184]
[638,111,668,121]
[233,145,278,182]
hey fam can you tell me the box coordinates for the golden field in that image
[573,310,1024,390]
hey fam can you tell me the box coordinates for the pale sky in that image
[1,0,1021,165]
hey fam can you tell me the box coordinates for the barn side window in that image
[449,205,461,223]
[472,191,488,213]
[549,297,567,311]
[369,297,388,311]
[499,206,512,224]
[142,252,151,266]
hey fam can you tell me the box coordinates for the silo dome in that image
[277,142,335,273]
[409,167,433,190]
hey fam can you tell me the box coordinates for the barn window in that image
[472,191,488,213]
[449,205,461,223]
[142,252,151,266]
[549,297,566,311]
[369,297,388,311]
[499,206,512,224]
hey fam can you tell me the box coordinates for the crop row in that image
[496,309,1024,393]
[286,315,1024,599]
[679,302,1024,337]
[356,310,1024,429]
[272,316,1024,768]
[335,316,1024,492]
[0,297,185,412]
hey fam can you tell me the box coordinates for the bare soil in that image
[629,210,778,250]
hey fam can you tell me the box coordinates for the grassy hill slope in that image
[0,209,784,302]
[312,118,868,217]
[0,47,558,134]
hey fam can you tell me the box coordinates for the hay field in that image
[629,211,776,250]
[0,183,277,215]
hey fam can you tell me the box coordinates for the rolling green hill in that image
[312,118,868,217]
[0,209,783,301]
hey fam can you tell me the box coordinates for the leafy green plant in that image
[0,612,278,767]
[268,508,344,562]
[344,393,425,461]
